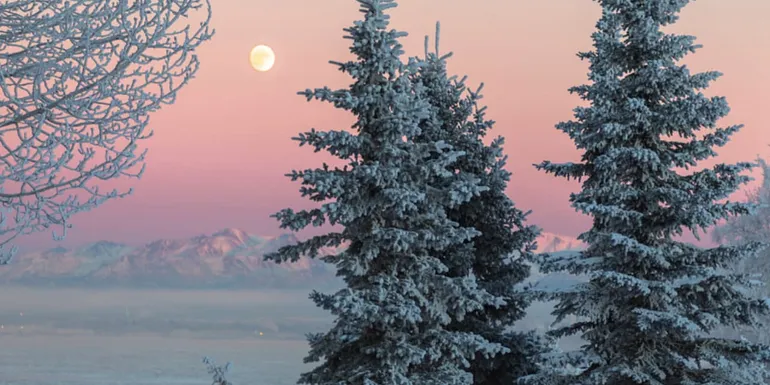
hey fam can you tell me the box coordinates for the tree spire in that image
[528,1,770,384]
[266,1,507,384]
[412,22,553,385]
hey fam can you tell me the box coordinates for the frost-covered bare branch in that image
[712,154,770,345]
[0,0,214,263]
[202,356,233,385]
[713,156,770,247]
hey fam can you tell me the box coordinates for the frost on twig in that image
[0,0,214,263]
[202,356,233,385]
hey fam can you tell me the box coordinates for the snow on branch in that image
[0,0,214,263]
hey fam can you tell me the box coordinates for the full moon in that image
[249,45,275,72]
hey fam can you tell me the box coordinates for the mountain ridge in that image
[0,228,584,288]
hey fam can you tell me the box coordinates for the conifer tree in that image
[411,24,552,385]
[528,1,770,384]
[265,2,506,384]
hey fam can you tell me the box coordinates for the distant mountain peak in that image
[212,228,249,243]
[144,238,185,256]
[261,233,300,254]
[535,231,585,253]
[78,240,125,248]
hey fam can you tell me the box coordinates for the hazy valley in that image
[0,230,586,384]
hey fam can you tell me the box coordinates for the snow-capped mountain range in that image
[0,228,584,288]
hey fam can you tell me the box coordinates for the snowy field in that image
[0,334,309,385]
[0,288,323,385]
[0,286,579,385]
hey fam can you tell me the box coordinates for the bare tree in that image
[712,154,770,345]
[202,357,233,385]
[713,156,770,249]
[0,0,214,263]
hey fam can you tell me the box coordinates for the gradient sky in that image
[19,0,770,250]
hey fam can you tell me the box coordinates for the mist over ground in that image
[0,286,582,385]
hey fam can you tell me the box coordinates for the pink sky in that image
[19,0,770,249]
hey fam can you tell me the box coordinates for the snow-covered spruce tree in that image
[527,1,770,384]
[264,1,506,384]
[410,24,552,385]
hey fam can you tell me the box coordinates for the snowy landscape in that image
[0,231,586,385]
[2,0,770,384]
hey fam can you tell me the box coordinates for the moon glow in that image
[250,45,275,72]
